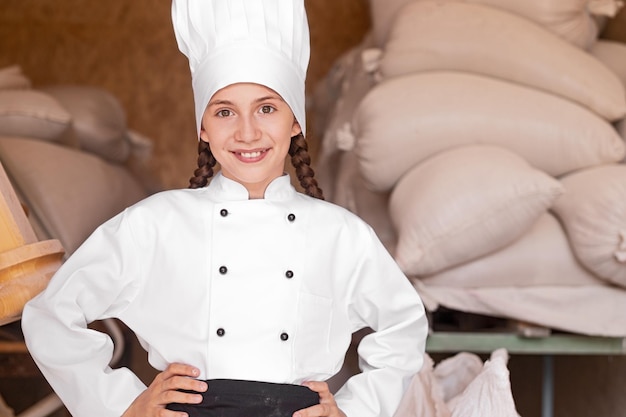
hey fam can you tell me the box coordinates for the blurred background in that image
[1,1,626,417]
[0,0,372,190]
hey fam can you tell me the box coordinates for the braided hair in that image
[188,140,217,189]
[288,133,324,199]
[188,134,324,200]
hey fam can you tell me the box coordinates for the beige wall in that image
[2,2,626,417]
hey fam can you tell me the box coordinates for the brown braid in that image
[189,140,218,189]
[289,133,324,200]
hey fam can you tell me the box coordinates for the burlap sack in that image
[332,150,397,252]
[369,0,621,48]
[353,72,625,191]
[0,137,147,255]
[313,36,378,202]
[421,213,604,287]
[0,90,71,142]
[41,85,132,163]
[551,164,626,288]
[0,65,31,90]
[414,279,626,336]
[590,39,626,88]
[311,33,375,149]
[389,145,563,276]
[379,1,626,121]
[617,119,626,143]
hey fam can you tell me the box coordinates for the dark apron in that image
[166,379,320,417]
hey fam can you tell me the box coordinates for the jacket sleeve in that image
[21,210,147,417]
[333,225,429,417]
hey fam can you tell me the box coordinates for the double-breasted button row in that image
[221,208,294,222]
[221,208,294,221]
[218,266,293,279]
[215,328,288,341]
[220,207,294,221]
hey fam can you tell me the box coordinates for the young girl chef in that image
[21,1,428,416]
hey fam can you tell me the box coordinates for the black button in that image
[219,266,228,275]
[287,213,296,222]
[280,332,289,341]
[217,328,225,337]
[220,209,228,217]
[285,270,294,279]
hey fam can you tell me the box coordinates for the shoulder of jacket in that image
[124,188,208,216]
[298,194,374,231]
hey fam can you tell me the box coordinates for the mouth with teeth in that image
[233,148,269,162]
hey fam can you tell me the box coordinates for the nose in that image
[234,114,261,143]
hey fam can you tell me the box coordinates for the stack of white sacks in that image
[313,0,626,337]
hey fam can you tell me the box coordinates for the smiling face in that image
[199,83,302,199]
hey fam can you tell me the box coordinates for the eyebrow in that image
[208,95,284,108]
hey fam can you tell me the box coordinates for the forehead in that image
[209,82,284,103]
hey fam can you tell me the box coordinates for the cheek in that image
[202,123,230,147]
[274,128,294,148]
[277,120,299,140]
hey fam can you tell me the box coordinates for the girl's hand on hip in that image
[122,363,207,417]
[293,381,347,417]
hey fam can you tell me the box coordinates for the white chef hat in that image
[172,0,310,137]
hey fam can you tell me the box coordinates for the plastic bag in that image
[395,349,520,417]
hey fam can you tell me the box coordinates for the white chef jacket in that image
[22,172,427,417]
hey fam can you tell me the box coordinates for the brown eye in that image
[217,109,232,117]
[260,105,274,114]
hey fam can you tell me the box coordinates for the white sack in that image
[312,33,375,155]
[0,137,147,255]
[0,90,71,142]
[597,37,626,150]
[414,280,626,337]
[313,37,378,201]
[617,118,626,143]
[353,72,625,192]
[389,145,563,276]
[368,0,622,49]
[380,1,626,121]
[589,39,626,88]
[332,150,397,252]
[551,164,626,288]
[421,213,604,288]
[41,85,132,164]
[0,65,32,90]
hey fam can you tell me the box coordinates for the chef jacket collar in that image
[207,172,296,201]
